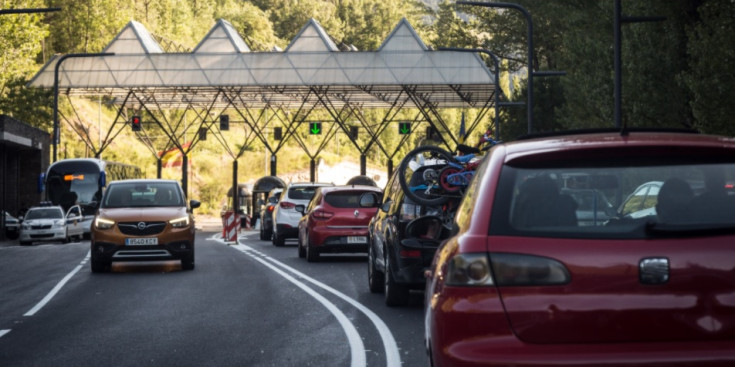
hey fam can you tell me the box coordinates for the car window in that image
[489,162,735,239]
[25,208,63,220]
[104,182,183,208]
[324,192,364,208]
[288,186,320,200]
[68,206,81,217]
[306,191,322,212]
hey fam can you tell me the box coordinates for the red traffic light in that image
[131,116,141,131]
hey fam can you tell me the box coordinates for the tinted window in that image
[324,192,364,208]
[288,186,320,200]
[25,208,63,220]
[104,182,183,208]
[489,162,735,239]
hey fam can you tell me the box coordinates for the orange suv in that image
[90,179,200,272]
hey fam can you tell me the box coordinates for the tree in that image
[0,0,51,126]
[682,0,735,135]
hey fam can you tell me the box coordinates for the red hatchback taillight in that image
[445,253,570,287]
[312,209,334,220]
[280,201,295,209]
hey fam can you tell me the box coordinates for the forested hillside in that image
[1,0,732,213]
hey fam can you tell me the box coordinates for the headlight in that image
[169,216,190,228]
[54,219,66,227]
[95,217,115,230]
[21,223,30,230]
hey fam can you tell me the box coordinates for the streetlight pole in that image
[439,47,507,141]
[614,0,665,129]
[53,52,114,162]
[457,1,534,133]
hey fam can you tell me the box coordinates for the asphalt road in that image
[0,230,429,367]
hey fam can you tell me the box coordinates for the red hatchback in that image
[425,130,735,366]
[297,185,382,262]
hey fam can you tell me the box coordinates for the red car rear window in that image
[324,192,363,208]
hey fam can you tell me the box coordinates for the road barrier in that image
[222,211,240,242]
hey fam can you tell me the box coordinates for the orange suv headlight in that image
[169,216,190,228]
[95,217,115,230]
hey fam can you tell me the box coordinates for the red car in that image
[296,185,382,262]
[425,130,735,366]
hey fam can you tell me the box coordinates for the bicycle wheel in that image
[397,145,457,206]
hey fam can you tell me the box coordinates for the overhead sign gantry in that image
[28,17,502,209]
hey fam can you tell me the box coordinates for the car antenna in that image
[620,116,629,137]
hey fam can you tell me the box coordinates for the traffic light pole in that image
[52,52,113,162]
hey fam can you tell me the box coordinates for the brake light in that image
[400,250,421,258]
[280,201,295,209]
[313,210,334,219]
[64,174,84,181]
[267,204,275,212]
[445,253,570,287]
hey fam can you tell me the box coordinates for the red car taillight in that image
[400,249,421,258]
[313,209,334,220]
[280,201,295,209]
[267,204,275,212]
[445,253,570,287]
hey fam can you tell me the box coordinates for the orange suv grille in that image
[117,222,166,236]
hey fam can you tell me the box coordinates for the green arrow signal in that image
[399,122,410,135]
[310,122,321,134]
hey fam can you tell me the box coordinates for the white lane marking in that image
[24,251,90,317]
[253,246,402,367]
[0,329,10,338]
[233,244,366,367]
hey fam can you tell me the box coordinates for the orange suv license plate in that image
[126,238,158,246]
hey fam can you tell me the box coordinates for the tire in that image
[181,255,195,270]
[90,251,110,273]
[19,240,30,246]
[297,233,306,258]
[384,253,409,306]
[398,145,456,206]
[6,231,19,240]
[273,229,285,247]
[367,241,384,293]
[259,226,268,240]
[306,233,319,262]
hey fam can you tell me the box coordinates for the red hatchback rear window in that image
[324,192,363,208]
[490,160,735,239]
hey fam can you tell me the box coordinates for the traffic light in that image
[220,114,229,131]
[349,126,358,140]
[131,116,141,131]
[426,126,439,141]
[273,127,283,140]
[309,122,322,135]
[199,127,207,141]
[398,121,411,135]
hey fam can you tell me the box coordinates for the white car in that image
[19,205,84,245]
[272,182,333,246]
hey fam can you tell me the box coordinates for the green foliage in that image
[0,0,50,124]
[682,1,735,135]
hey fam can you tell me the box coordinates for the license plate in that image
[347,236,367,244]
[126,238,158,246]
